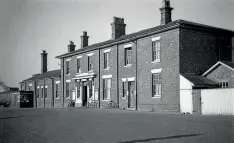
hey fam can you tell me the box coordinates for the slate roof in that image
[202,61,234,76]
[220,61,234,69]
[182,74,218,88]
[21,70,61,82]
[56,19,234,59]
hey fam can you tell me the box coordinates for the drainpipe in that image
[117,44,119,108]
[50,77,54,108]
[98,48,101,108]
[44,79,45,108]
[135,40,138,111]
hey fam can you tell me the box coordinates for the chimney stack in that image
[68,41,76,53]
[160,0,173,25]
[41,50,47,74]
[81,31,89,48]
[111,17,126,39]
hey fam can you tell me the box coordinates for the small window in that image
[66,61,70,75]
[41,87,44,98]
[125,47,132,66]
[44,87,47,99]
[123,82,127,98]
[76,81,80,98]
[66,82,70,98]
[218,82,228,88]
[152,41,160,62]
[103,78,111,100]
[89,80,93,98]
[37,88,40,98]
[104,52,109,69]
[77,58,81,73]
[55,84,59,99]
[88,56,92,71]
[152,73,162,97]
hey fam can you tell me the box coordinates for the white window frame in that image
[88,55,92,72]
[124,47,132,67]
[44,85,48,99]
[55,83,59,99]
[102,78,111,101]
[66,60,70,75]
[77,58,82,73]
[104,52,110,70]
[152,40,161,63]
[66,80,71,99]
[151,68,162,98]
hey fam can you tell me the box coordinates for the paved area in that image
[0,108,234,143]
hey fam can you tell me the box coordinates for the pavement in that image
[0,108,234,143]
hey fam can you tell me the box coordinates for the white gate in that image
[201,88,234,115]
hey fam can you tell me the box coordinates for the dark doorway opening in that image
[82,85,88,106]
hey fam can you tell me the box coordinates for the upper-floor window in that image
[66,82,70,98]
[77,58,81,73]
[152,73,162,97]
[152,41,160,62]
[218,82,228,88]
[55,83,59,99]
[103,78,111,100]
[88,56,92,71]
[37,87,40,98]
[125,47,132,66]
[104,52,109,69]
[66,61,70,75]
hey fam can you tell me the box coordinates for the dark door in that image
[82,86,88,106]
[128,81,135,108]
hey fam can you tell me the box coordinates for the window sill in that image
[66,74,70,76]
[152,96,161,99]
[103,68,110,71]
[122,97,126,100]
[151,60,160,64]
[66,97,70,99]
[76,72,82,74]
[55,97,59,99]
[124,64,132,68]
[102,99,110,102]
[88,70,93,73]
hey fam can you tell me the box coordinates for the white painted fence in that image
[201,88,234,115]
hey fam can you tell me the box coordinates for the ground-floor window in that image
[103,78,111,100]
[76,81,80,98]
[44,86,47,99]
[122,82,127,98]
[152,73,162,97]
[37,88,40,98]
[41,87,44,98]
[66,82,70,98]
[55,83,59,99]
[89,80,93,98]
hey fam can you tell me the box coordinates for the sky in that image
[0,0,234,87]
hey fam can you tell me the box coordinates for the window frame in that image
[103,78,111,100]
[66,82,70,99]
[44,86,48,99]
[152,40,161,62]
[77,58,81,73]
[122,82,127,99]
[152,73,162,98]
[66,61,70,75]
[76,81,80,99]
[104,52,109,70]
[41,87,44,99]
[55,83,59,99]
[124,47,132,66]
[88,56,92,71]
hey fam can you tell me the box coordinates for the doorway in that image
[82,85,88,106]
[128,81,135,108]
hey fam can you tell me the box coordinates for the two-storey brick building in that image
[20,51,62,108]
[55,0,234,112]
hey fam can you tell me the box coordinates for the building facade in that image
[55,0,234,112]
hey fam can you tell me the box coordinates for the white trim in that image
[102,74,112,79]
[66,58,71,61]
[128,77,135,81]
[66,79,71,83]
[124,64,132,68]
[102,99,111,102]
[29,83,32,86]
[152,36,161,41]
[77,55,82,59]
[87,53,94,56]
[37,86,40,89]
[55,81,60,84]
[152,95,161,99]
[41,86,43,88]
[122,78,127,82]
[124,44,132,48]
[45,85,48,88]
[151,60,160,64]
[151,68,162,74]
[203,61,234,76]
[103,49,111,53]
[82,79,87,81]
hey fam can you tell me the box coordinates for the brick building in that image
[55,0,234,111]
[20,51,62,108]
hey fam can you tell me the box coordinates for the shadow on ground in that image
[117,134,204,143]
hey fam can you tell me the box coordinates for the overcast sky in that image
[0,0,234,87]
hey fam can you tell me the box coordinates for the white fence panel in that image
[201,88,234,115]
[180,90,193,114]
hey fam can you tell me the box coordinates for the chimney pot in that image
[81,31,89,48]
[160,0,173,25]
[111,16,126,39]
[41,50,47,74]
[68,41,76,52]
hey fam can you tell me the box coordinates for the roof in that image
[203,61,234,76]
[56,19,234,59]
[181,74,218,88]
[22,70,61,82]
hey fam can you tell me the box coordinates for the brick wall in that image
[179,28,233,74]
